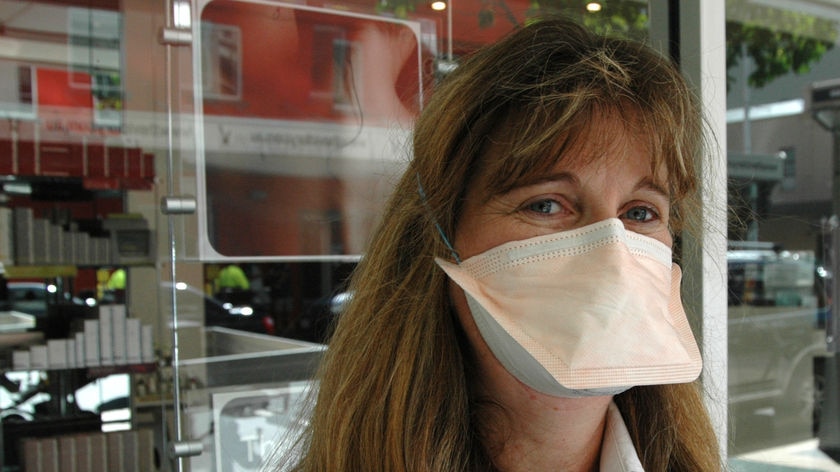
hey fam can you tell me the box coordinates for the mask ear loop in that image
[416,174,462,264]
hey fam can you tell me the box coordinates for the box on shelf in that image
[98,307,114,366]
[31,217,50,265]
[141,324,154,363]
[107,146,127,178]
[75,331,85,366]
[126,318,142,365]
[86,140,107,177]
[111,304,127,365]
[15,429,153,472]
[17,140,36,175]
[106,430,124,472]
[0,206,12,265]
[14,305,155,370]
[47,339,68,369]
[58,435,76,472]
[66,338,77,368]
[84,319,100,367]
[40,142,84,177]
[30,344,48,369]
[10,207,152,267]
[13,207,34,264]
[12,349,30,370]
[0,138,12,174]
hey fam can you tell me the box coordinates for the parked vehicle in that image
[727,245,827,434]
[161,282,275,335]
[7,282,86,320]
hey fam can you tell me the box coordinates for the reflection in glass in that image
[195,1,654,259]
[197,2,431,258]
[724,0,840,464]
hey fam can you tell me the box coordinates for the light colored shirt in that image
[600,402,645,472]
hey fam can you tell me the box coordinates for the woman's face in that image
[450,115,672,395]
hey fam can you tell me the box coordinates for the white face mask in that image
[436,218,702,398]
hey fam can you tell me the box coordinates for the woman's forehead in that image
[476,114,669,194]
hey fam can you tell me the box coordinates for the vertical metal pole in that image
[748,182,759,241]
[162,1,185,471]
[742,43,751,155]
[819,126,840,461]
[834,125,840,212]
[446,0,453,62]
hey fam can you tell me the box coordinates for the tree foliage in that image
[725,0,835,89]
[376,0,837,91]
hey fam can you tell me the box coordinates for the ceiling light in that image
[431,1,447,11]
[586,2,602,12]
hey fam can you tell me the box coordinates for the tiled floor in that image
[730,440,840,471]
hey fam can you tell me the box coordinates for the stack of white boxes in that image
[11,207,112,266]
[12,304,155,370]
[21,428,156,472]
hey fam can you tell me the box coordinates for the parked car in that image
[161,282,274,335]
[7,282,86,320]
[727,246,827,436]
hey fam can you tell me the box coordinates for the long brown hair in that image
[282,16,721,471]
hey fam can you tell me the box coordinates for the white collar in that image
[599,402,645,472]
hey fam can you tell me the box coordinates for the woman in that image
[281,15,722,471]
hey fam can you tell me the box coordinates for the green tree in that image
[377,0,836,91]
[726,0,835,89]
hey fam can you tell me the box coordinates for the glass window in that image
[191,0,653,260]
[7,1,780,471]
[725,1,840,469]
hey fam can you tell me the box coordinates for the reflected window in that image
[196,2,430,258]
[202,22,242,100]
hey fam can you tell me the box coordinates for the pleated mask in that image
[436,218,702,397]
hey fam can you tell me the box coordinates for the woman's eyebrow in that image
[633,177,670,199]
[505,173,668,199]
[493,172,578,197]
[522,172,579,188]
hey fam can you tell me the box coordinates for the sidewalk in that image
[730,439,840,471]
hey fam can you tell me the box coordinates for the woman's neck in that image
[475,364,613,472]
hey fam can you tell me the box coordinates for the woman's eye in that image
[623,206,657,222]
[526,199,561,215]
